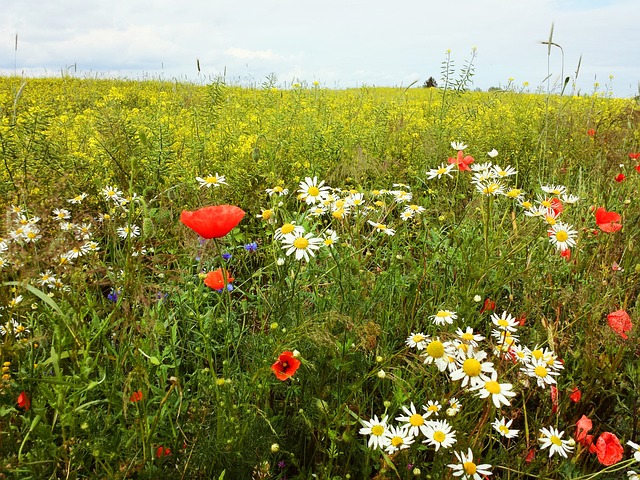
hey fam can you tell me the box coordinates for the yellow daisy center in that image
[550,435,562,446]
[412,334,424,343]
[437,167,447,175]
[371,425,384,436]
[293,237,309,249]
[485,381,501,394]
[273,186,283,192]
[546,216,557,225]
[462,358,482,377]
[461,332,474,341]
[262,210,273,220]
[522,201,533,209]
[433,431,446,443]
[463,462,477,475]
[534,365,548,378]
[428,405,439,412]
[436,311,450,318]
[308,186,320,197]
[281,223,294,234]
[542,199,552,207]
[499,425,510,434]
[498,319,509,327]
[555,230,568,242]
[507,189,521,198]
[391,436,404,447]
[531,349,543,360]
[409,413,424,426]
[205,176,218,184]
[426,340,445,358]
[376,223,386,230]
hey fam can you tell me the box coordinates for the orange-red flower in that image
[594,432,623,466]
[607,309,632,340]
[635,164,640,174]
[180,205,245,239]
[550,385,559,413]
[480,298,495,314]
[629,152,640,160]
[17,391,30,411]
[587,128,596,137]
[569,387,581,403]
[156,446,171,458]
[560,249,571,261]
[448,150,474,171]
[271,351,301,381]
[595,207,622,233]
[576,415,594,449]
[550,198,563,215]
[615,173,626,183]
[129,390,143,402]
[204,268,234,291]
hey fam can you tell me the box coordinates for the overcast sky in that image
[1,0,638,97]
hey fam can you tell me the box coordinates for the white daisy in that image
[423,400,442,418]
[359,415,390,450]
[538,426,574,458]
[523,358,560,388]
[281,231,323,262]
[383,425,414,454]
[430,309,457,326]
[298,176,331,205]
[423,419,457,451]
[274,222,305,240]
[117,225,141,239]
[548,222,578,251]
[448,448,492,480]
[266,185,288,196]
[406,332,428,350]
[426,163,455,180]
[492,417,519,438]
[367,220,395,236]
[196,173,227,188]
[491,311,519,332]
[396,402,429,437]
[449,350,495,388]
[472,371,517,408]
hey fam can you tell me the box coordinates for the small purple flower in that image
[215,284,234,293]
[222,252,232,260]
[278,460,286,469]
[244,242,258,252]
[107,289,121,302]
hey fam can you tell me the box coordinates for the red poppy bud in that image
[587,129,596,136]
[614,173,626,183]
[180,205,245,239]
[635,165,640,174]
[576,415,592,445]
[524,448,535,463]
[550,385,559,413]
[156,446,171,458]
[129,390,143,402]
[17,391,30,411]
[480,298,495,314]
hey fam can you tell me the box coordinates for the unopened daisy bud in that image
[473,295,482,302]
[270,322,279,330]
[276,258,285,266]
[413,467,421,476]
[271,443,280,453]
[376,355,384,363]
[383,400,392,408]
[292,350,300,358]
[216,378,226,386]
[446,407,458,417]
[377,370,386,379]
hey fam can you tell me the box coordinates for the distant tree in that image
[423,76,437,88]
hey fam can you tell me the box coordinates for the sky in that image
[1,0,639,97]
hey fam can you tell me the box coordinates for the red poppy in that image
[17,391,30,411]
[615,173,626,183]
[594,432,623,466]
[550,198,563,215]
[550,385,559,413]
[607,309,632,340]
[576,415,593,446]
[180,205,245,239]
[480,298,495,314]
[129,390,143,402]
[524,448,535,463]
[560,249,571,260]
[447,150,474,171]
[587,128,596,137]
[156,446,171,458]
[629,152,640,160]
[204,268,234,291]
[517,315,527,327]
[271,351,301,381]
[569,387,581,403]
[595,207,622,233]
[635,165,640,174]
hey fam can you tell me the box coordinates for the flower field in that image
[1,75,640,479]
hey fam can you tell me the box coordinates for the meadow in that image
[0,72,639,479]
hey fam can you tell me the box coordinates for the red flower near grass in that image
[448,151,475,171]
[180,205,245,239]
[17,391,30,411]
[635,165,640,174]
[550,385,559,413]
[607,309,633,339]
[480,298,495,314]
[550,198,563,216]
[560,249,571,261]
[156,446,171,458]
[629,152,640,160]
[569,387,581,403]
[587,128,596,137]
[595,207,622,233]
[271,351,301,381]
[594,432,623,466]
[204,268,234,291]
[129,390,143,402]
[614,173,626,183]
[576,415,595,450]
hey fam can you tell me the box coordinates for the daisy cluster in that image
[426,143,582,257]
[1,186,152,340]
[358,306,572,468]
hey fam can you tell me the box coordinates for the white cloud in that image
[225,48,285,61]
